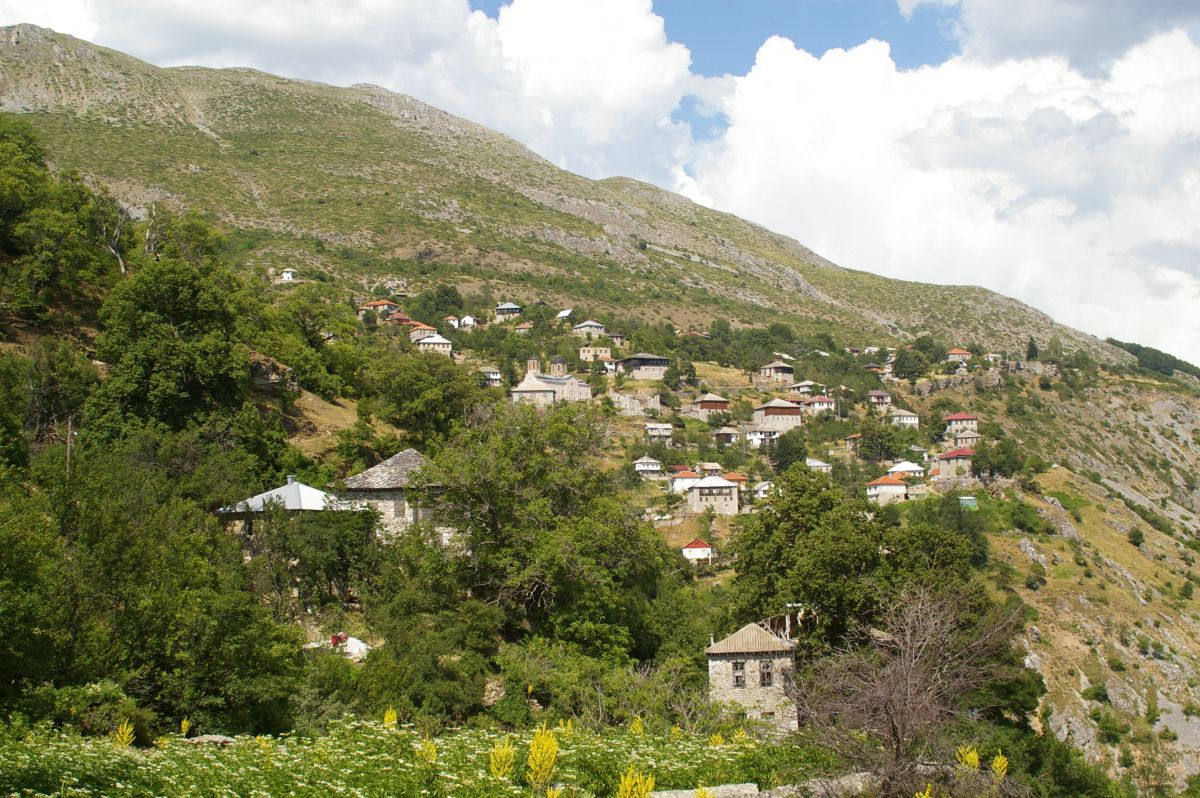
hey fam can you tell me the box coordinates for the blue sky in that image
[469,0,961,73]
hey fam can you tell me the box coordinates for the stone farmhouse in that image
[946,347,972,363]
[712,426,741,446]
[342,448,432,539]
[938,447,975,479]
[943,412,979,438]
[571,319,607,338]
[408,323,437,342]
[644,421,674,442]
[691,392,730,421]
[706,623,797,732]
[955,429,983,448]
[476,365,503,388]
[758,360,794,383]
[687,475,740,515]
[578,345,610,362]
[754,398,804,432]
[805,457,832,474]
[889,408,919,429]
[801,395,835,415]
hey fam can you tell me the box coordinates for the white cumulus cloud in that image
[681,31,1200,360]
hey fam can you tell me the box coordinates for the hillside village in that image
[5,27,1200,797]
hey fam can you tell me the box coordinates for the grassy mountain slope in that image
[0,23,1125,359]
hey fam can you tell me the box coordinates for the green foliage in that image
[1107,337,1200,379]
[359,350,492,448]
[769,427,807,474]
[85,257,249,438]
[729,466,974,650]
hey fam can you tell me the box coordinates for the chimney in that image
[527,358,541,375]
[709,633,715,646]
[286,475,296,485]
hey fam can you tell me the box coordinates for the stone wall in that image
[707,653,796,731]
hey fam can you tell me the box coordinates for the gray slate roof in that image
[706,623,795,655]
[343,448,427,491]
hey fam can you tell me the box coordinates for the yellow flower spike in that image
[669,725,683,740]
[990,750,1009,782]
[616,766,655,798]
[914,785,934,798]
[546,788,563,798]
[731,727,749,742]
[113,719,135,749]
[179,717,191,738]
[955,744,979,771]
[629,716,645,736]
[707,732,725,747]
[525,723,558,789]
[383,707,398,727]
[489,738,515,780]
[527,684,534,696]
[417,736,438,765]
[696,787,716,798]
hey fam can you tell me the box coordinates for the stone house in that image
[358,299,400,319]
[619,353,670,380]
[889,408,919,429]
[691,392,730,421]
[845,432,862,454]
[342,448,432,538]
[416,333,452,356]
[695,461,724,476]
[723,471,749,493]
[607,390,660,416]
[579,345,611,362]
[946,347,972,363]
[938,447,975,479]
[754,398,804,432]
[955,429,983,449]
[514,321,533,335]
[706,623,796,731]
[866,475,909,505]
[571,319,607,338]
[758,360,794,383]
[608,331,626,347]
[644,422,674,442]
[943,412,979,438]
[687,476,740,515]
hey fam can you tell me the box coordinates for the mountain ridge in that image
[0,23,1128,362]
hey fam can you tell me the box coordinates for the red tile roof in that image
[947,348,972,355]
[672,470,700,479]
[939,448,976,459]
[682,538,712,550]
[723,472,748,482]
[942,412,978,421]
[867,475,907,487]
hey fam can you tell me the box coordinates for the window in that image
[732,660,745,688]
[760,712,775,721]
[759,659,774,687]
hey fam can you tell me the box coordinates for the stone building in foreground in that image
[706,623,797,732]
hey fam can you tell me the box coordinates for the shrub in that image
[1081,684,1109,704]
[1128,528,1145,547]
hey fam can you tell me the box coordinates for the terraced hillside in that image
[0,23,1127,359]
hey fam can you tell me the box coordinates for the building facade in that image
[706,623,797,732]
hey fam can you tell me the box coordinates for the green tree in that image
[85,257,249,438]
[891,349,930,382]
[1026,337,1040,361]
[360,350,491,447]
[770,427,808,473]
